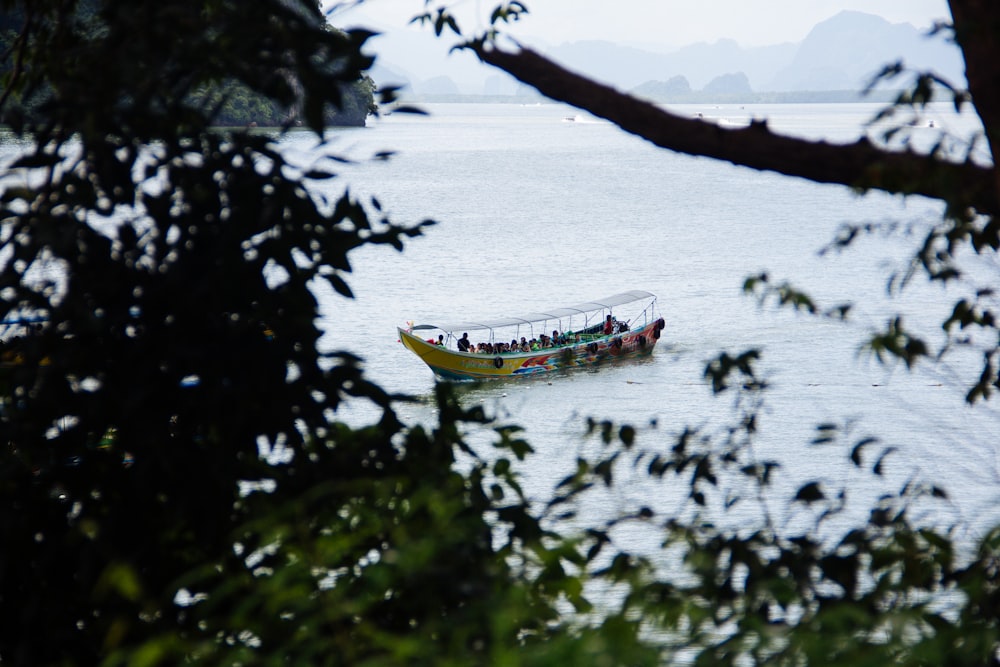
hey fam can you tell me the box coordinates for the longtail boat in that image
[397,290,665,380]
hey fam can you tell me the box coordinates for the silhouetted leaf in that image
[794,482,825,503]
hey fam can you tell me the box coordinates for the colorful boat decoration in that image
[397,290,665,380]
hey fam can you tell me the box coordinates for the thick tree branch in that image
[472,44,999,217]
[948,0,1000,196]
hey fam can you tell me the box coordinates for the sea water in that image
[2,101,996,552]
[290,101,1000,549]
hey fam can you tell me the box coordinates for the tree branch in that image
[948,0,1000,197]
[471,44,999,217]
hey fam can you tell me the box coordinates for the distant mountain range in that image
[367,11,965,102]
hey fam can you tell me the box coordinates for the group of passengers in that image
[452,329,588,355]
[423,314,631,354]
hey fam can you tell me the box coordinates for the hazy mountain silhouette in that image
[549,38,794,92]
[768,11,963,91]
[704,72,753,95]
[365,10,964,99]
[632,76,692,100]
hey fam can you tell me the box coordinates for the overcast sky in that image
[329,0,953,49]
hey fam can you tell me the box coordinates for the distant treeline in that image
[0,7,375,129]
[397,89,912,105]
[635,89,912,105]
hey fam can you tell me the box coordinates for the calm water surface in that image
[292,101,999,547]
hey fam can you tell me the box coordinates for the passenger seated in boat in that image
[520,341,530,352]
[603,315,614,335]
[437,335,445,346]
[457,332,471,352]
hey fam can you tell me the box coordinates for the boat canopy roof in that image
[411,290,656,333]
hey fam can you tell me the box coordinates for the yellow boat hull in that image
[398,319,665,381]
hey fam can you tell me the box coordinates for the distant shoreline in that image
[388,89,911,105]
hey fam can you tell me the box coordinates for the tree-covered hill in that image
[0,5,375,128]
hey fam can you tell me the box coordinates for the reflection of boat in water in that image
[398,290,665,380]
